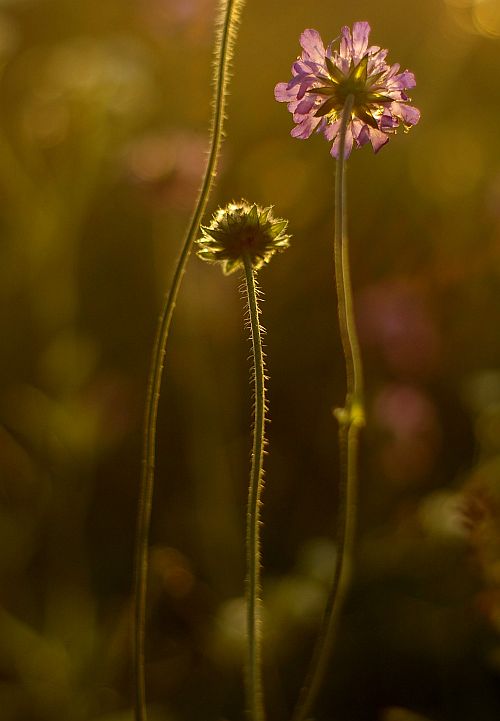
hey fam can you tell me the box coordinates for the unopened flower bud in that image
[197,200,290,274]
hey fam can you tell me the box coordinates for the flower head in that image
[197,200,290,274]
[274,22,420,158]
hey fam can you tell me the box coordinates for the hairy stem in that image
[243,254,267,721]
[132,2,245,719]
[292,94,365,721]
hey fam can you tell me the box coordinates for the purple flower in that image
[274,22,420,158]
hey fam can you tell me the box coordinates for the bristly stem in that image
[291,93,365,721]
[132,1,245,719]
[243,253,267,721]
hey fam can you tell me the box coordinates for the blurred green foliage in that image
[0,0,499,719]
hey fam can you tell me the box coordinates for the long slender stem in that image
[132,2,245,719]
[291,94,365,721]
[243,254,267,721]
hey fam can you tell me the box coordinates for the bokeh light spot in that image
[473,0,500,38]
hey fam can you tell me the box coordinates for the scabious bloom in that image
[274,22,420,158]
[197,200,290,274]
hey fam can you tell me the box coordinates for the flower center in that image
[336,76,369,107]
[310,55,392,129]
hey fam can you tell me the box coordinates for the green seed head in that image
[197,200,291,275]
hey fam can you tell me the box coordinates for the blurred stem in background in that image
[132,0,246,719]
[292,94,365,721]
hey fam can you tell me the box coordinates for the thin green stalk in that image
[243,253,267,721]
[292,94,365,721]
[132,2,245,719]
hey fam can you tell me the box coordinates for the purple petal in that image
[299,28,326,64]
[395,70,416,89]
[351,118,369,145]
[296,82,309,100]
[387,70,416,92]
[340,25,353,60]
[385,62,401,80]
[288,76,316,95]
[352,21,371,59]
[303,60,326,77]
[380,110,399,130]
[332,50,350,75]
[369,127,390,153]
[316,117,327,134]
[274,82,297,103]
[357,123,371,146]
[287,75,302,90]
[331,124,354,158]
[396,103,421,125]
[295,95,317,114]
[368,47,388,75]
[322,119,341,141]
[344,129,354,157]
[291,60,315,78]
[288,73,315,97]
[291,115,320,139]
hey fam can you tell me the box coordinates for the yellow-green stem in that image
[292,94,365,721]
[132,2,245,719]
[243,254,266,721]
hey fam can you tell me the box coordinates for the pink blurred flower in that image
[373,383,441,485]
[357,280,441,377]
[137,0,213,40]
[123,129,207,210]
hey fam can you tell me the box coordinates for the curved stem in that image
[132,2,245,719]
[243,254,267,721]
[292,94,365,721]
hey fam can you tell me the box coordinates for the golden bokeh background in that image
[0,0,500,719]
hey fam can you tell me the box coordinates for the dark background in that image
[0,0,499,719]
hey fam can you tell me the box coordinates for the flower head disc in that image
[274,22,420,158]
[197,200,290,274]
